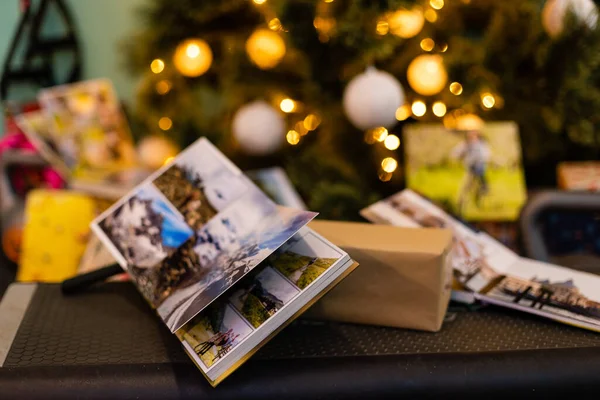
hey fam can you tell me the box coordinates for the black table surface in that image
[2,282,600,399]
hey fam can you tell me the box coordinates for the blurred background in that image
[1,0,599,292]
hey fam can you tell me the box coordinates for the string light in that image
[420,38,435,52]
[430,0,444,10]
[173,39,213,77]
[314,16,336,42]
[324,0,334,3]
[378,170,393,182]
[388,8,425,39]
[268,18,282,31]
[156,80,172,95]
[246,29,286,69]
[286,130,301,145]
[150,59,165,74]
[158,117,172,131]
[163,156,174,166]
[449,82,463,95]
[364,131,377,144]
[381,157,398,173]
[481,93,496,109]
[253,0,267,4]
[371,127,388,142]
[432,101,447,117]
[303,114,321,130]
[395,105,411,121]
[424,9,438,22]
[280,98,296,113]
[294,121,309,135]
[412,100,427,117]
[376,19,389,35]
[440,43,448,52]
[384,134,400,150]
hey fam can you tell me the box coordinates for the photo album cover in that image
[362,189,600,333]
[91,138,357,386]
[16,79,148,199]
[403,123,527,221]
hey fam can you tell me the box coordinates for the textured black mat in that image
[5,282,600,368]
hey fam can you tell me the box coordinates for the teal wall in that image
[0,0,147,132]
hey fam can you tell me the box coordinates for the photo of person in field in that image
[404,122,526,221]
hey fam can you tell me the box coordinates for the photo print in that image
[403,123,527,221]
[38,79,136,175]
[97,184,193,268]
[181,301,253,369]
[269,231,342,290]
[229,266,299,328]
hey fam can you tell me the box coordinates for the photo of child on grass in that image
[404,122,527,221]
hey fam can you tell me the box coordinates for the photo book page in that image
[362,189,600,333]
[91,137,356,385]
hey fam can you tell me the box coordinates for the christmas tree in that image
[123,0,600,220]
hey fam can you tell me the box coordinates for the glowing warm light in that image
[303,114,321,130]
[156,80,172,95]
[440,43,448,52]
[364,130,377,144]
[424,9,438,22]
[163,156,174,166]
[253,0,267,4]
[280,98,296,113]
[173,39,213,77]
[314,16,336,43]
[420,38,435,52]
[294,121,309,135]
[381,157,398,173]
[384,134,400,150]
[186,44,200,58]
[407,54,447,96]
[412,100,427,117]
[378,170,393,182]
[286,130,301,145]
[324,0,334,3]
[376,19,389,35]
[268,18,282,31]
[150,59,165,74]
[481,93,496,109]
[432,101,447,117]
[387,8,424,39]
[430,0,444,10]
[246,29,286,69]
[449,82,463,95]
[158,117,172,131]
[395,105,411,121]
[371,127,388,142]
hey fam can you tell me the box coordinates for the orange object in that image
[2,226,23,262]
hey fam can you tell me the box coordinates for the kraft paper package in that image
[305,220,453,332]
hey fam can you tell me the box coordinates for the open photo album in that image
[91,138,357,385]
[16,79,147,199]
[362,189,600,333]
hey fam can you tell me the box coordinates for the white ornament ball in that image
[232,101,285,155]
[343,67,405,130]
[542,0,598,38]
[137,135,179,170]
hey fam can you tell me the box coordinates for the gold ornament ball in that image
[245,29,286,70]
[173,38,213,77]
[387,8,424,39]
[407,54,448,96]
[137,135,180,170]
